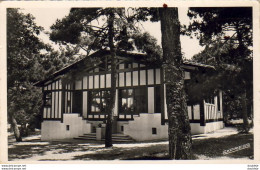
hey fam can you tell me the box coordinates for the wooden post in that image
[200,100,205,126]
[160,67,165,125]
[61,81,65,123]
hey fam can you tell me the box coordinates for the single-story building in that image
[35,50,224,141]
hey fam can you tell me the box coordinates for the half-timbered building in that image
[35,50,224,141]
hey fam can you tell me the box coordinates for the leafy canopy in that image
[50,8,162,62]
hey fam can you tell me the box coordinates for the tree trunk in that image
[236,24,250,133]
[159,7,192,159]
[241,88,249,133]
[10,113,22,142]
[105,11,116,147]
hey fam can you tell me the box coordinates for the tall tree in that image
[187,7,253,132]
[159,7,192,159]
[7,9,77,141]
[7,8,45,141]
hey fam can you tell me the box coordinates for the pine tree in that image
[159,7,192,159]
[187,7,253,132]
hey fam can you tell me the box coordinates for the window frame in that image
[88,90,111,114]
[44,91,52,107]
[118,87,148,114]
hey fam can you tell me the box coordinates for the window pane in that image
[134,87,147,113]
[147,69,154,85]
[94,75,99,89]
[106,74,111,88]
[126,72,131,86]
[140,70,146,85]
[89,91,110,114]
[100,75,105,88]
[119,89,134,113]
[83,76,88,89]
[45,92,52,106]
[119,64,125,69]
[156,69,161,84]
[89,76,93,89]
[119,72,125,87]
[75,80,82,90]
[133,71,138,86]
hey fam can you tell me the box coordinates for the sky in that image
[21,7,204,59]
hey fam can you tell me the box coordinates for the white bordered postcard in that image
[0,0,259,168]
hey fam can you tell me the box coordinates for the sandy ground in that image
[8,127,252,161]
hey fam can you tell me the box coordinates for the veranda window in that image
[120,89,134,113]
[119,87,147,114]
[44,92,52,107]
[89,90,110,113]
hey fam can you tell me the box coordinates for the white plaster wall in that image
[204,121,224,133]
[41,114,91,141]
[190,123,205,134]
[190,121,224,135]
[123,113,168,141]
[117,121,129,133]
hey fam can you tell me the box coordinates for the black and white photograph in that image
[0,1,259,164]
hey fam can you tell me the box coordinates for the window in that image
[66,125,70,131]
[89,90,110,113]
[134,87,147,113]
[119,89,134,113]
[205,97,215,104]
[119,87,147,114]
[152,128,157,135]
[44,92,52,107]
[72,91,82,114]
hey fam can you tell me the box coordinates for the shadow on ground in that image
[8,129,253,161]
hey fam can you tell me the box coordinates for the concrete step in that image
[74,133,96,140]
[83,133,96,136]
[78,135,96,139]
[74,133,135,143]
[73,137,96,140]
[101,139,134,142]
[112,133,129,137]
[111,136,130,139]
[112,133,134,142]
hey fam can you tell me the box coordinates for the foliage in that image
[7,9,77,139]
[186,7,253,131]
[50,8,162,59]
[187,7,252,47]
[132,32,162,63]
[7,8,45,135]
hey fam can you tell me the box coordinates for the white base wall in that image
[41,114,224,141]
[117,121,129,134]
[204,121,224,133]
[123,113,168,141]
[190,121,224,134]
[190,123,205,134]
[41,114,91,141]
[123,114,224,140]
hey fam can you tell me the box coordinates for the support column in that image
[200,100,205,126]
